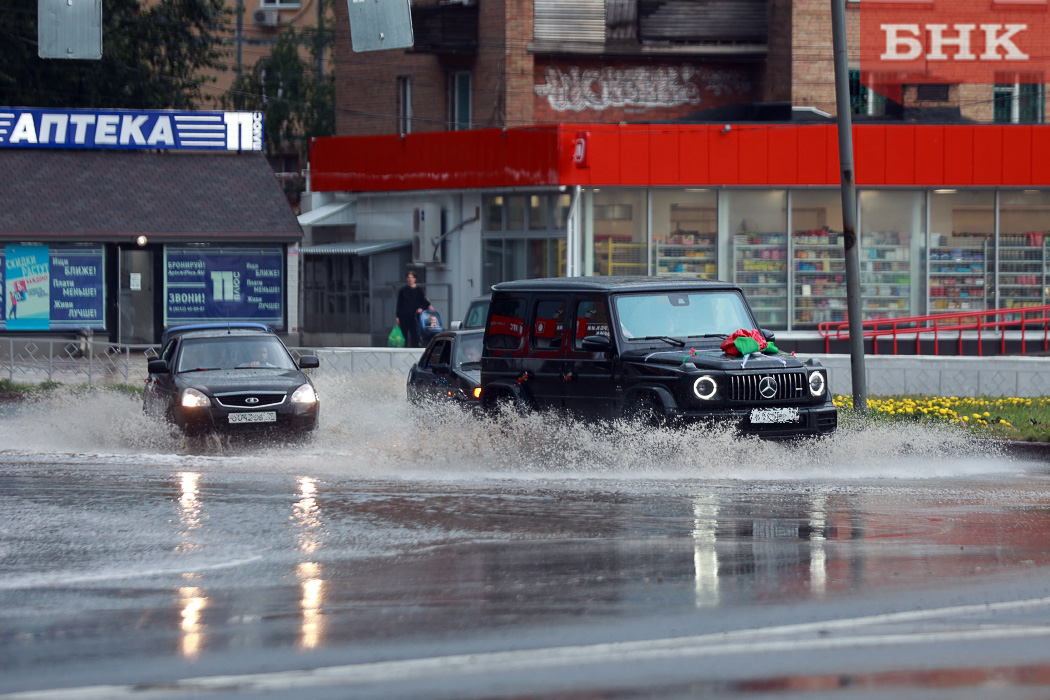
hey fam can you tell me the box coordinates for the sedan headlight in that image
[291,383,318,404]
[808,370,826,397]
[693,375,718,400]
[181,387,211,408]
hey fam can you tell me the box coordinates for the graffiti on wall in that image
[534,64,749,113]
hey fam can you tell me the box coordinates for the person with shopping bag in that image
[395,269,433,348]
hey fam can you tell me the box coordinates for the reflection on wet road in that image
[1,376,1050,698]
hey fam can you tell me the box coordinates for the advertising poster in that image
[164,245,284,327]
[4,245,50,331]
[50,247,106,329]
[0,246,106,331]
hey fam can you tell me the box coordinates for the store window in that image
[726,190,788,329]
[587,189,647,276]
[929,190,994,313]
[482,193,568,291]
[859,190,925,320]
[997,190,1050,309]
[651,189,717,280]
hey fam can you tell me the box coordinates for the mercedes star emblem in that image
[758,376,778,399]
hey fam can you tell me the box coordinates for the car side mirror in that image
[760,328,776,343]
[581,335,612,352]
[431,362,451,374]
[147,359,170,374]
[450,320,462,330]
[298,355,320,369]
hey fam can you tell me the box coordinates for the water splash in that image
[0,374,1023,480]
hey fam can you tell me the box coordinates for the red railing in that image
[817,304,1050,356]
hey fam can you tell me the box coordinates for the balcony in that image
[410,2,478,54]
[532,0,768,57]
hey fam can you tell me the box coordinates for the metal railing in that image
[0,337,148,386]
[817,304,1050,356]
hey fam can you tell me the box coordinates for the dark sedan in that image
[406,329,483,407]
[143,327,320,435]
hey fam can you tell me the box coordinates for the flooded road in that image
[2,374,1050,698]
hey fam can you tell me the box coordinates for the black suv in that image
[479,277,836,438]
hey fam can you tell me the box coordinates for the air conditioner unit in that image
[412,204,442,264]
[253,8,279,26]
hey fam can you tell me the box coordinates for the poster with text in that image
[50,247,106,329]
[163,245,284,327]
[4,245,50,331]
[0,246,106,331]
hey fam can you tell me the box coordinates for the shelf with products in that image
[859,231,911,320]
[792,227,846,327]
[996,232,1049,308]
[655,229,718,277]
[928,237,991,312]
[732,231,787,328]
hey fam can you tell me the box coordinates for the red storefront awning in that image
[309,123,1050,192]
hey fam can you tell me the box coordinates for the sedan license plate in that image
[229,411,277,424]
[750,407,799,424]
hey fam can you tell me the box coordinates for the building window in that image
[915,84,950,102]
[397,76,412,134]
[449,71,471,130]
[848,70,885,116]
[258,0,299,7]
[994,80,1044,123]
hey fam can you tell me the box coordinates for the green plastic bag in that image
[388,325,406,348]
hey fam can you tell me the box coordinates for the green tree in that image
[0,0,229,109]
[222,8,335,161]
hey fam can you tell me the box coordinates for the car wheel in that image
[484,389,525,417]
[627,394,667,428]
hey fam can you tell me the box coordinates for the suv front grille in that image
[728,371,807,402]
[214,392,287,409]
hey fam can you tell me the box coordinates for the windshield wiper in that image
[181,367,220,373]
[637,335,685,347]
[686,333,727,339]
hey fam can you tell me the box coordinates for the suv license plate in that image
[229,411,277,424]
[751,407,799,424]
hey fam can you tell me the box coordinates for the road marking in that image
[7,596,1050,699]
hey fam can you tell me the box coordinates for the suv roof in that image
[490,277,739,294]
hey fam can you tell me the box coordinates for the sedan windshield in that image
[455,333,483,367]
[177,337,297,372]
[614,291,755,341]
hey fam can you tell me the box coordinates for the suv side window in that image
[485,296,527,350]
[572,298,611,350]
[530,299,567,350]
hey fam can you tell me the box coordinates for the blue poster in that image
[5,245,50,331]
[0,246,106,331]
[50,248,106,329]
[164,246,284,327]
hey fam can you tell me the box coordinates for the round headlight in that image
[808,371,826,397]
[693,375,718,400]
[181,387,211,408]
[292,383,318,404]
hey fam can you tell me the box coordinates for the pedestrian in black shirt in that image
[395,270,433,348]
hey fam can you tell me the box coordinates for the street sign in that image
[38,0,102,60]
[348,0,414,52]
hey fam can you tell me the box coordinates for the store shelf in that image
[732,231,787,328]
[860,231,912,320]
[792,227,846,327]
